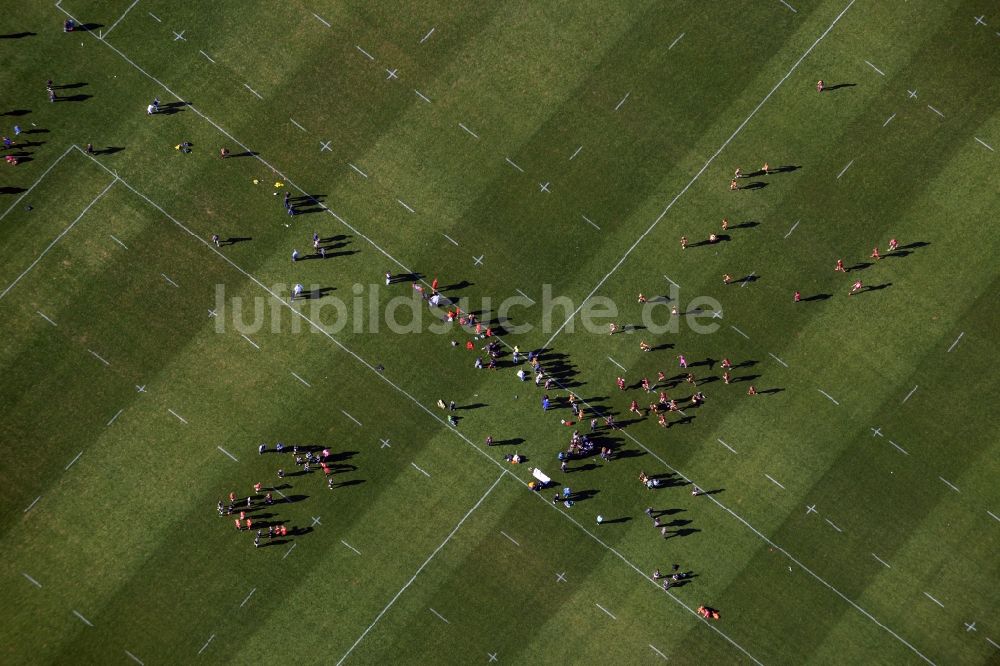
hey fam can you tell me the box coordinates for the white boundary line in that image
[883,113,896,127]
[411,462,431,477]
[348,163,369,178]
[889,440,909,455]
[784,219,800,238]
[289,118,307,132]
[397,199,415,213]
[764,474,786,490]
[22,572,42,588]
[0,137,75,224]
[768,353,789,367]
[975,137,995,152]
[241,334,260,350]
[290,371,311,387]
[825,518,843,533]
[243,83,263,100]
[649,644,669,660]
[614,91,631,111]
[312,12,331,28]
[88,349,111,366]
[124,650,144,666]
[282,542,297,560]
[442,233,459,247]
[110,234,128,249]
[103,0,140,38]
[428,607,450,624]
[37,310,57,326]
[420,27,435,43]
[161,273,179,288]
[342,410,363,427]
[341,540,362,555]
[817,389,840,405]
[458,122,479,139]
[107,408,124,426]
[499,530,520,546]
[23,496,41,513]
[239,588,256,608]
[167,408,188,424]
[595,603,618,619]
[730,325,750,340]
[514,289,534,304]
[668,33,685,50]
[414,89,432,103]
[0,177,116,301]
[946,332,964,352]
[217,446,239,462]
[837,159,855,179]
[582,215,601,230]
[902,385,918,403]
[355,45,375,61]
[717,438,737,454]
[147,11,161,23]
[938,477,960,493]
[872,553,891,569]
[608,356,626,371]
[987,510,999,523]
[505,157,524,172]
[663,274,679,288]
[778,0,797,12]
[335,472,506,666]
[197,634,215,655]
[863,59,885,76]
[569,145,583,161]
[927,105,945,118]
[923,592,944,608]
[72,610,94,627]
[199,50,216,64]
[540,0,857,349]
[64,451,83,470]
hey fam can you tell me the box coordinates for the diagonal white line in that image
[837,159,855,179]
[817,389,840,405]
[124,650,144,666]
[290,371,311,387]
[872,553,891,569]
[768,353,789,367]
[428,608,450,624]
[0,177,116,301]
[313,12,331,28]
[64,451,83,470]
[730,325,750,340]
[239,588,256,608]
[414,89,432,103]
[717,438,737,454]
[199,50,216,63]
[355,45,375,60]
[342,410,363,427]
[668,33,685,50]
[947,332,964,352]
[243,83,263,100]
[103,0,140,38]
[289,118,307,132]
[217,446,239,462]
[335,473,506,665]
[608,356,626,371]
[36,310,57,326]
[161,273,179,288]
[23,496,41,513]
[505,157,524,172]
[458,122,479,139]
[883,113,896,127]
[902,385,918,403]
[778,0,797,12]
[765,474,785,490]
[282,542,297,560]
[348,163,368,178]
[72,610,94,627]
[923,592,944,608]
[540,0,857,348]
[975,137,994,152]
[109,234,129,248]
[863,59,885,76]
[22,572,43,588]
[341,540,361,555]
[595,603,617,619]
[167,409,188,424]
[582,215,601,230]
[499,530,520,546]
[420,27,435,43]
[614,91,631,111]
[938,477,960,493]
[198,634,215,655]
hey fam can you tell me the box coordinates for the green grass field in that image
[2,0,998,663]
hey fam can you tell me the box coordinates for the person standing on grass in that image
[850,279,863,296]
[747,385,757,396]
[794,291,801,303]
[146,103,155,115]
[723,371,731,385]
[721,217,729,231]
[677,354,687,369]
[292,249,299,262]
[835,259,846,272]
[254,530,261,548]
[721,358,732,370]
[680,236,688,249]
[871,246,881,261]
[211,234,220,247]
[817,80,825,92]
[888,238,899,252]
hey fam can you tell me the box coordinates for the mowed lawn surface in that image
[1,0,998,664]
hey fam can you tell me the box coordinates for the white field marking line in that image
[0,176,116,301]
[282,542,297,560]
[312,12,331,28]
[147,12,161,23]
[569,145,583,160]
[65,451,83,471]
[428,608,450,624]
[414,89,432,103]
[23,572,42,587]
[217,446,239,462]
[614,91,631,111]
[988,510,1000,523]
[241,334,260,350]
[883,113,896,127]
[872,553,891,569]
[411,462,431,477]
[581,215,601,230]
[768,353,789,368]
[23,496,41,513]
[335,472,506,666]
[595,603,617,620]
[505,157,524,172]
[739,271,756,287]
[420,27,435,43]
[649,645,669,661]
[167,408,188,424]
[825,518,843,533]
[668,32,685,49]
[289,118,307,132]
[986,637,999,650]
[608,356,627,371]
[927,105,945,118]
[103,0,140,38]
[765,474,786,490]
[923,592,944,608]
[837,159,855,179]
[889,440,909,455]
[110,234,128,249]
[57,36,424,284]
[341,410,363,427]
[938,477,960,493]
[730,325,750,340]
[355,45,375,60]
[124,651,143,666]
[817,389,840,405]
[37,310,57,326]
[239,588,256,608]
[397,199,415,213]
[442,233,459,247]
[514,289,534,304]
[89,349,111,366]
[197,634,215,655]
[68,155,758,663]
[243,83,263,100]
[161,273,179,288]
[458,122,479,139]
[975,137,995,152]
[864,59,885,76]
[499,530,520,546]
[717,438,737,454]
[290,371,311,387]
[341,540,361,555]
[199,50,216,64]
[947,332,964,352]
[663,274,679,288]
[348,163,369,178]
[902,385,918,403]
[72,610,94,627]
[784,219,800,238]
[778,0,797,12]
[107,408,124,426]
[556,385,931,665]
